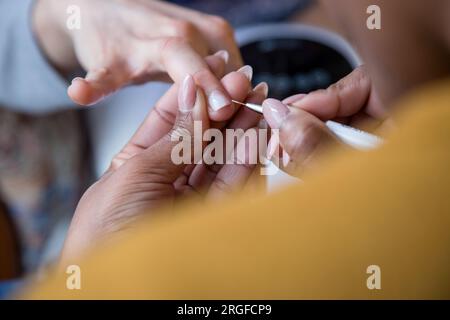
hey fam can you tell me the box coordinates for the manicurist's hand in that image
[60,56,267,263]
[33,0,243,120]
[262,66,391,176]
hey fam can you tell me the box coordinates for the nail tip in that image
[208,90,231,111]
[254,82,269,97]
[237,65,253,81]
[214,50,230,64]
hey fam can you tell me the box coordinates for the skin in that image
[262,0,450,176]
[33,0,243,120]
[61,0,449,261]
[61,55,266,262]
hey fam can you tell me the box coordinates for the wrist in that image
[33,0,79,75]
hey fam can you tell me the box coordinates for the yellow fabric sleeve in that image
[26,80,450,299]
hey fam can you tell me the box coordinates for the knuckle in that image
[207,16,234,39]
[282,116,324,159]
[192,67,213,83]
[170,20,197,39]
[161,36,190,53]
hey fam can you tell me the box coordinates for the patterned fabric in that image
[0,108,89,271]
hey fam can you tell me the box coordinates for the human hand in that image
[262,66,391,176]
[61,58,266,262]
[34,0,243,120]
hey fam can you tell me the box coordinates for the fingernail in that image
[71,77,84,85]
[213,50,229,64]
[282,94,306,105]
[258,119,268,129]
[237,65,253,81]
[282,150,291,167]
[262,98,290,129]
[179,74,196,112]
[208,90,231,111]
[253,82,269,97]
[266,136,278,160]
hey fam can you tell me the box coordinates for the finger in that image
[263,98,343,176]
[190,16,243,72]
[152,36,239,121]
[189,83,267,193]
[110,53,226,165]
[281,66,376,121]
[125,67,251,160]
[144,1,243,71]
[68,66,130,106]
[129,75,209,184]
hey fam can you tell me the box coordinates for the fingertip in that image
[252,82,269,98]
[221,71,251,102]
[262,98,290,129]
[68,78,103,106]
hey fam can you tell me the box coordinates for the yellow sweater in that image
[27,79,450,299]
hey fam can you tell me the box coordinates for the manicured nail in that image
[266,136,279,160]
[262,98,290,129]
[282,150,291,167]
[208,90,230,111]
[253,82,269,97]
[213,50,229,64]
[237,65,253,81]
[179,74,196,112]
[282,93,307,105]
[258,119,268,129]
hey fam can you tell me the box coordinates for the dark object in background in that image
[237,24,360,99]
[0,200,22,281]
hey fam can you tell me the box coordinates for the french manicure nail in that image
[282,150,291,167]
[237,65,253,81]
[253,82,269,97]
[262,98,290,129]
[213,50,229,64]
[266,136,278,160]
[208,90,230,111]
[179,74,196,112]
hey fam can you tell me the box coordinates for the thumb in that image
[138,75,209,183]
[68,67,128,106]
[263,99,343,174]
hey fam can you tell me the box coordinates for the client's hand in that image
[61,60,267,263]
[34,0,242,120]
[262,66,391,177]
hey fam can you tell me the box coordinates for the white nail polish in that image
[253,82,269,97]
[208,90,230,111]
[282,150,291,167]
[266,136,278,160]
[237,65,253,81]
[213,50,229,64]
